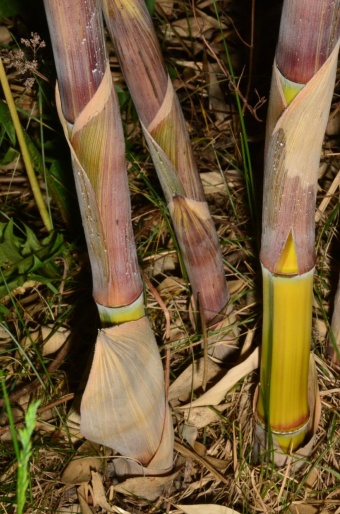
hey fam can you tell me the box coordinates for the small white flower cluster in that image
[1,32,46,90]
[20,32,46,53]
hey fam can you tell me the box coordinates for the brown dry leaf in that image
[157,276,186,297]
[0,324,11,343]
[193,440,206,457]
[315,169,340,223]
[304,467,319,489]
[205,455,229,471]
[91,471,131,513]
[60,441,102,484]
[149,252,177,276]
[326,107,340,136]
[203,59,227,124]
[1,393,30,442]
[201,171,225,195]
[20,329,40,351]
[112,464,182,501]
[155,0,174,16]
[34,408,55,433]
[181,430,227,467]
[180,348,259,408]
[169,356,223,404]
[181,424,198,448]
[227,280,247,296]
[174,442,228,485]
[170,14,226,39]
[183,404,227,429]
[289,505,320,514]
[176,504,242,513]
[41,325,70,356]
[77,483,92,514]
[0,26,12,44]
[314,318,327,340]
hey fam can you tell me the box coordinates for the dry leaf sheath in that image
[43,0,173,475]
[101,0,238,359]
[257,0,340,453]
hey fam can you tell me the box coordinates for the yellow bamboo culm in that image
[258,265,313,452]
[258,234,312,451]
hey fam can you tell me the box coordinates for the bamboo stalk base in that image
[253,354,321,467]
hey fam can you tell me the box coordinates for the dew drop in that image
[272,128,286,173]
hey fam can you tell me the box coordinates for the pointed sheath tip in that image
[169,195,230,325]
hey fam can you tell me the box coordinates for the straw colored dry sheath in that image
[44,0,142,311]
[81,317,174,475]
[257,0,340,453]
[262,0,340,274]
[101,0,237,356]
[101,0,204,201]
[261,46,340,275]
[56,67,145,314]
[143,132,232,327]
[44,0,173,475]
